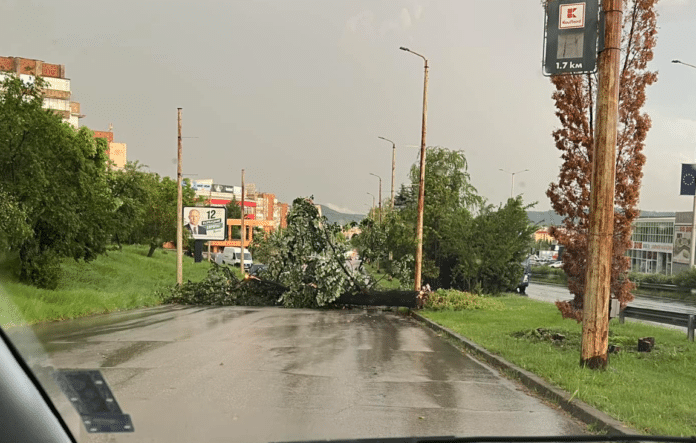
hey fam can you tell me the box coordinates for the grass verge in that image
[420,295,696,436]
[363,263,404,290]
[1,245,212,327]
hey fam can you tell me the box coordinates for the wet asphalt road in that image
[527,282,696,333]
[21,305,584,442]
[527,281,696,313]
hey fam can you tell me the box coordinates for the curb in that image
[409,311,639,435]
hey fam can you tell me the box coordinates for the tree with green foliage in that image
[0,186,32,252]
[442,197,536,293]
[107,161,153,249]
[0,74,117,288]
[257,197,361,307]
[359,146,536,294]
[141,174,196,257]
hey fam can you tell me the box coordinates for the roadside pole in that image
[581,0,623,369]
[176,108,183,285]
[241,169,246,275]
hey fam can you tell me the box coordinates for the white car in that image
[549,261,563,268]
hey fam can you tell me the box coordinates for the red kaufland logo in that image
[559,3,585,29]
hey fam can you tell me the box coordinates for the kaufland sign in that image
[559,3,585,29]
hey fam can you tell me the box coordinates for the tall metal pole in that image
[499,169,529,199]
[581,0,623,370]
[176,108,183,285]
[378,136,396,209]
[367,192,375,213]
[369,173,382,223]
[241,169,246,275]
[401,46,428,292]
[673,60,696,268]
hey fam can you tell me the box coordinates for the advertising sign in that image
[183,207,226,241]
[543,0,599,76]
[673,225,692,265]
[211,183,240,194]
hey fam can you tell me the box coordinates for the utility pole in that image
[241,169,246,275]
[400,46,428,292]
[369,173,382,223]
[378,136,396,209]
[176,108,183,285]
[581,0,623,370]
[672,60,696,268]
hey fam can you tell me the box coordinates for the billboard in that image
[183,207,226,241]
[211,183,240,194]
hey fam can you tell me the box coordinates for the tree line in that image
[0,74,197,289]
[351,147,536,294]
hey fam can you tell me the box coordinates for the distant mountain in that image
[318,205,365,226]
[527,210,676,227]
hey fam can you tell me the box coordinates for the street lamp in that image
[369,172,382,223]
[673,59,696,268]
[367,192,375,214]
[400,46,429,292]
[378,136,396,209]
[499,168,529,199]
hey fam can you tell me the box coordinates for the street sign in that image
[681,164,696,196]
[543,0,599,76]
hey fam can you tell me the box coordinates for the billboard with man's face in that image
[183,207,226,240]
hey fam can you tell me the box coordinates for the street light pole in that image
[401,46,429,292]
[369,173,382,223]
[367,192,375,215]
[499,168,529,199]
[378,136,396,209]
[673,59,696,268]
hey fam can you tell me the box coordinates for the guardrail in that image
[620,306,696,341]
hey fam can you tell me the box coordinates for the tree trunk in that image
[147,242,158,258]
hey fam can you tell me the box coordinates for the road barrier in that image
[620,306,696,341]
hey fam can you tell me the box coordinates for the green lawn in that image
[363,263,404,290]
[1,245,212,327]
[421,296,696,436]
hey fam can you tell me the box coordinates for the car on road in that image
[549,261,563,268]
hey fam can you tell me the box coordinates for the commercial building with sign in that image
[627,217,675,275]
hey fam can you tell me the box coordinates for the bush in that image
[423,289,503,311]
[674,268,696,289]
[20,249,61,290]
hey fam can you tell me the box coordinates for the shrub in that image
[423,288,503,311]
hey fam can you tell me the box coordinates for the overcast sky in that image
[2,0,695,214]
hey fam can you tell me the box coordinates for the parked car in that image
[549,261,563,268]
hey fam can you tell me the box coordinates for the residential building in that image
[0,56,83,128]
[93,125,127,169]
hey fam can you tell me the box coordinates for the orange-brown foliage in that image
[547,0,658,321]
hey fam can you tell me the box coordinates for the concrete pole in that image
[691,194,696,268]
[241,169,246,275]
[176,108,183,285]
[378,137,396,209]
[369,173,382,223]
[401,46,428,292]
[672,61,696,267]
[581,0,622,370]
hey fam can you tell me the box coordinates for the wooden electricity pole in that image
[240,169,246,274]
[581,0,623,369]
[176,108,183,285]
